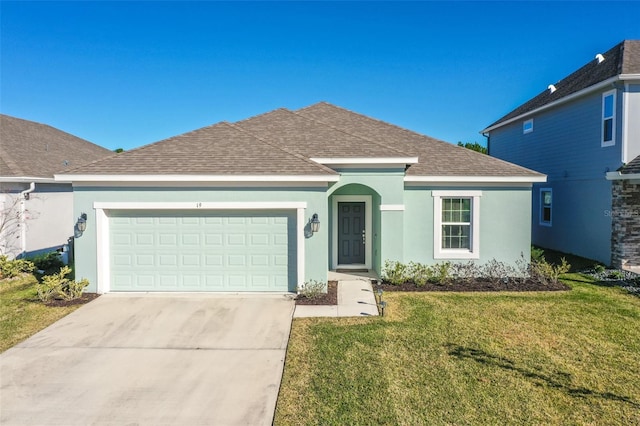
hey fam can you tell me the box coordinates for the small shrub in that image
[36,266,89,302]
[431,262,452,285]
[481,259,517,285]
[29,251,65,275]
[608,270,626,280]
[593,263,606,274]
[450,261,479,284]
[383,260,409,285]
[530,257,570,286]
[531,246,545,263]
[297,280,326,299]
[0,255,35,279]
[408,262,433,287]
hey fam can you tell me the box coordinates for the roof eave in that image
[1,176,66,183]
[54,174,340,183]
[606,171,640,181]
[481,75,625,134]
[404,175,547,183]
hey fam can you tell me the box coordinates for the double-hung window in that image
[602,90,616,147]
[433,191,481,259]
[540,188,552,226]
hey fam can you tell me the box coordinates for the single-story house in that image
[57,102,545,293]
[0,114,113,259]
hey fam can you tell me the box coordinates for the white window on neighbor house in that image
[523,118,534,134]
[602,90,616,147]
[540,188,552,227]
[432,191,481,259]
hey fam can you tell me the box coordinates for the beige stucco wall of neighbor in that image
[0,183,74,259]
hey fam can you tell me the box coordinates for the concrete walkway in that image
[294,270,380,318]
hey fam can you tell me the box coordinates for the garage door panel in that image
[109,210,295,292]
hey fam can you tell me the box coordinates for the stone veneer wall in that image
[611,179,640,268]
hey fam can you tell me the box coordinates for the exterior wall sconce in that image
[76,213,88,233]
[310,213,320,233]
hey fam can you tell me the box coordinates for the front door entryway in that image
[337,202,366,264]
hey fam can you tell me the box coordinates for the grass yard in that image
[0,275,89,352]
[275,275,640,425]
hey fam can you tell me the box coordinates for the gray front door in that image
[338,202,365,264]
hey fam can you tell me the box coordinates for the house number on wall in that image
[196,202,202,208]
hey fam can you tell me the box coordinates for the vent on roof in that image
[595,53,605,64]
[548,84,557,94]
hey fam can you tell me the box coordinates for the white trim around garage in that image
[93,201,307,294]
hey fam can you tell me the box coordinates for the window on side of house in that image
[602,90,615,147]
[523,118,533,134]
[540,188,552,226]
[432,191,481,259]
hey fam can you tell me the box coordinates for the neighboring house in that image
[0,114,113,259]
[482,40,640,267]
[57,102,544,294]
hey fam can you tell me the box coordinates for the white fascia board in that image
[93,201,308,210]
[55,174,340,183]
[620,74,640,80]
[606,171,640,181]
[405,175,547,183]
[481,76,620,134]
[1,176,63,183]
[310,157,419,165]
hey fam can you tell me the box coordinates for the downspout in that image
[19,182,36,256]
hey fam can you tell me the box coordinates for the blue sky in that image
[2,1,640,151]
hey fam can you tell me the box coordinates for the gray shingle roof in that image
[66,121,336,176]
[485,40,640,131]
[297,102,543,177]
[0,114,113,178]
[235,108,411,158]
[63,102,543,179]
[620,155,640,174]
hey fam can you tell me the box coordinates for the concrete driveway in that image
[0,293,295,425]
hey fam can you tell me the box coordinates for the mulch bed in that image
[44,293,100,307]
[295,281,338,305]
[378,279,570,292]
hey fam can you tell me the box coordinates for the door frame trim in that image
[332,195,372,270]
[93,201,307,294]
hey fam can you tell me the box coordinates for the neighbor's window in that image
[523,118,534,134]
[432,191,481,259]
[602,90,615,147]
[540,188,552,226]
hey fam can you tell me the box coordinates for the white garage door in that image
[109,210,296,292]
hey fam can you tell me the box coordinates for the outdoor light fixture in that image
[310,213,320,233]
[380,300,387,317]
[76,213,88,233]
[377,288,383,300]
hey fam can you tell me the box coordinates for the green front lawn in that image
[276,275,640,425]
[0,275,88,352]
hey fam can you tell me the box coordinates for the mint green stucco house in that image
[56,103,545,293]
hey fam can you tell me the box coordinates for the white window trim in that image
[432,191,481,260]
[539,188,552,227]
[523,118,534,134]
[93,201,307,294]
[331,195,372,270]
[601,89,616,147]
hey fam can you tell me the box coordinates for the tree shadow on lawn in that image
[446,344,639,408]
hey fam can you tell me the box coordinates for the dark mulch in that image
[44,293,100,307]
[295,281,338,305]
[377,279,570,293]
